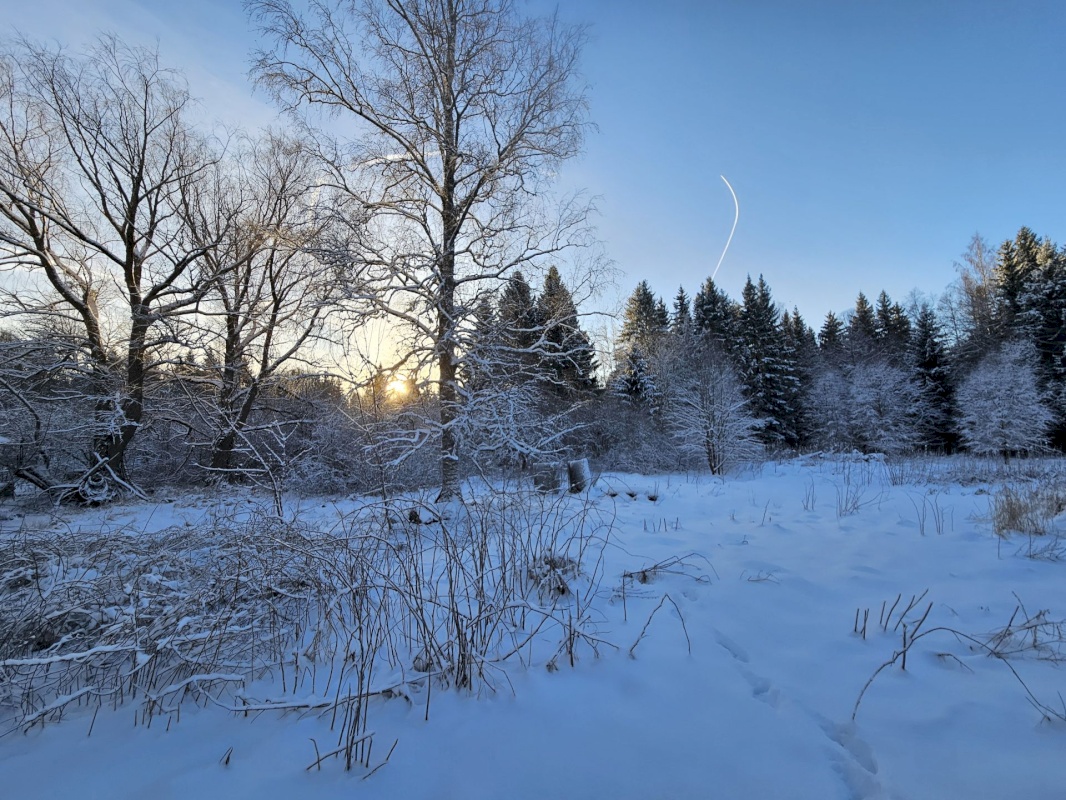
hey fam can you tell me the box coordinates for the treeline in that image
[1,23,1062,505]
[606,227,1063,472]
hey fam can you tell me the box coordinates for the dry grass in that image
[0,487,617,775]
[990,483,1066,538]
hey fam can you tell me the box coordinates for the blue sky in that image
[6,0,1066,326]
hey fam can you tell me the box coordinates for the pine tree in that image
[537,265,597,393]
[845,292,877,361]
[737,275,799,446]
[692,277,737,351]
[818,311,845,361]
[672,286,693,335]
[619,281,665,350]
[909,303,956,452]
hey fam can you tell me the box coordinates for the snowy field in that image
[2,456,1065,799]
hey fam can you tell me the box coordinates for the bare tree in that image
[249,0,593,500]
[660,342,761,475]
[0,35,219,500]
[943,232,1001,360]
[178,131,346,482]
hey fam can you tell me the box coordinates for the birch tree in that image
[249,0,593,500]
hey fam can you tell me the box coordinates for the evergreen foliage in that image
[672,286,693,335]
[692,277,737,351]
[873,290,911,362]
[537,266,598,394]
[498,271,540,354]
[782,308,818,444]
[619,281,666,349]
[609,346,658,407]
[737,275,799,446]
[845,292,878,361]
[818,311,845,359]
[908,303,956,452]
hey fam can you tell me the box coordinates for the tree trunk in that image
[82,314,149,499]
[435,6,461,504]
[210,384,262,477]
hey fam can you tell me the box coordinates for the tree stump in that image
[567,458,592,494]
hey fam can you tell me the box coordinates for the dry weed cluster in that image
[0,490,614,772]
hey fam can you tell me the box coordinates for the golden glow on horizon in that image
[386,376,411,397]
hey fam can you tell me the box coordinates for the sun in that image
[386,376,410,397]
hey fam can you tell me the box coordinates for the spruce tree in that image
[909,303,956,452]
[849,292,877,338]
[873,290,912,363]
[619,280,665,350]
[737,275,799,446]
[993,229,1040,330]
[782,307,818,445]
[783,307,818,362]
[537,265,597,393]
[672,286,693,335]
[1017,237,1066,445]
[818,311,845,360]
[463,296,500,393]
[654,298,670,331]
[845,292,877,361]
[692,277,738,352]
[818,309,844,354]
[610,347,658,407]
[498,271,539,351]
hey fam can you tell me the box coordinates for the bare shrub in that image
[0,512,318,732]
[853,593,1066,724]
[0,487,616,774]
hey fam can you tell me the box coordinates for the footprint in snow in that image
[713,625,886,799]
[712,630,750,663]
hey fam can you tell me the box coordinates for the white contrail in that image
[711,175,739,281]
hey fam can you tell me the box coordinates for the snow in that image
[2,457,1065,798]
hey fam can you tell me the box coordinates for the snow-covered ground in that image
[2,457,1064,799]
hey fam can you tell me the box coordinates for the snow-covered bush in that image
[846,361,924,454]
[957,341,1054,459]
[662,347,761,474]
[807,361,923,455]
